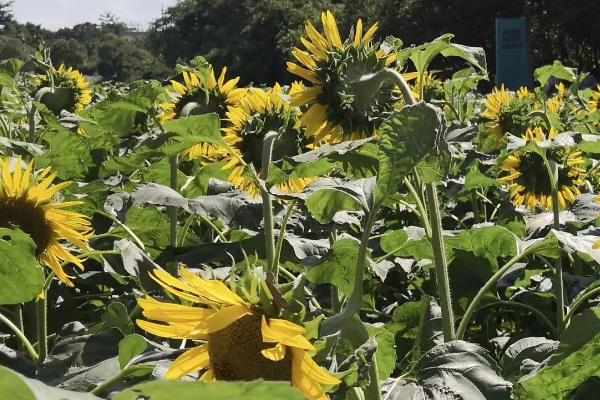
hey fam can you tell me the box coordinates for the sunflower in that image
[482,85,533,146]
[35,64,92,114]
[516,86,534,100]
[497,127,585,210]
[412,73,445,102]
[137,268,340,399]
[588,85,600,112]
[0,158,93,286]
[159,68,246,161]
[287,11,400,143]
[221,84,314,198]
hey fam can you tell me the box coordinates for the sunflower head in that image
[137,267,340,399]
[159,67,246,161]
[287,11,398,143]
[497,128,585,211]
[412,73,445,102]
[516,86,534,100]
[0,158,93,286]
[589,85,600,113]
[35,64,92,114]
[221,84,314,198]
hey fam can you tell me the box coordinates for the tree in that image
[51,38,88,69]
[0,1,13,28]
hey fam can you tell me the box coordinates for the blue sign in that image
[496,18,532,90]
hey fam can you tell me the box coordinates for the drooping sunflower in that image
[287,11,399,143]
[221,84,314,198]
[35,64,93,114]
[137,268,340,399]
[0,158,93,286]
[481,85,533,147]
[159,68,246,161]
[497,127,586,210]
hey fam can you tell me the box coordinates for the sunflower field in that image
[1,10,600,400]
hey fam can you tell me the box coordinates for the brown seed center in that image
[208,314,292,381]
[0,197,52,256]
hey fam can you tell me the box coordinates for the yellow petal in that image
[166,344,210,380]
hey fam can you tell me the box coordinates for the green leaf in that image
[161,114,223,156]
[305,239,359,296]
[0,366,102,400]
[119,334,148,369]
[387,341,512,400]
[366,325,397,381]
[267,138,376,186]
[534,61,576,87]
[407,34,487,74]
[113,380,306,400]
[305,183,364,224]
[500,337,558,380]
[101,302,134,335]
[519,309,600,399]
[0,228,44,305]
[376,102,445,203]
[461,163,499,193]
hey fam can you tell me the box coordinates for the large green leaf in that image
[161,114,223,155]
[304,179,368,224]
[306,239,359,296]
[0,366,102,400]
[519,308,600,399]
[113,380,306,400]
[385,341,512,400]
[375,102,445,203]
[118,334,148,369]
[0,228,44,305]
[534,61,576,87]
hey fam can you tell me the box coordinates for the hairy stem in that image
[260,131,278,280]
[168,155,178,247]
[273,200,296,273]
[456,242,546,339]
[425,184,455,341]
[365,353,382,400]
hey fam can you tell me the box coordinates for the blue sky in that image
[12,0,179,30]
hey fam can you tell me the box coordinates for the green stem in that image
[320,206,379,336]
[365,353,382,400]
[177,214,196,246]
[273,200,296,273]
[471,190,481,224]
[551,188,565,332]
[90,365,151,396]
[545,158,565,332]
[404,177,431,237]
[0,311,38,363]
[27,104,36,143]
[456,242,545,339]
[527,110,552,131]
[563,286,600,327]
[472,300,557,338]
[260,131,278,280]
[91,210,146,250]
[168,155,178,247]
[425,183,455,341]
[14,304,24,351]
[36,296,47,365]
[199,215,227,242]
